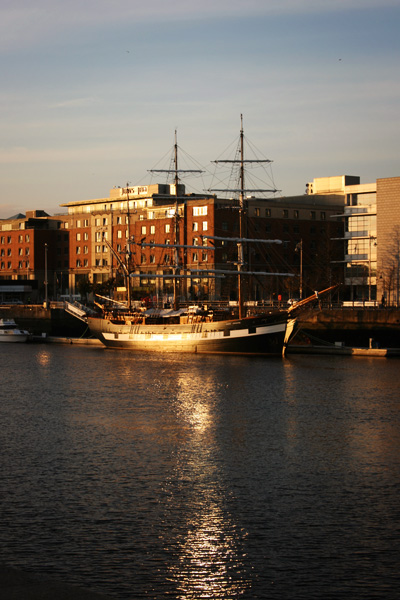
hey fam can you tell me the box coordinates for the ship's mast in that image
[172,131,180,310]
[149,130,203,310]
[210,114,279,318]
[125,182,132,310]
[238,114,245,318]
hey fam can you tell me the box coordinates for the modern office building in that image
[316,178,378,303]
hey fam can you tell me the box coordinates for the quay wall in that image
[0,305,88,337]
[297,308,400,347]
[2,305,400,347]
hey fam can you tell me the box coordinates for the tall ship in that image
[80,118,304,355]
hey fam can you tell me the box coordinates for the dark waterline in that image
[1,344,399,599]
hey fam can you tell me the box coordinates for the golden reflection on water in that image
[165,369,249,599]
[168,499,248,599]
[36,349,51,368]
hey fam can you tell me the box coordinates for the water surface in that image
[1,344,399,599]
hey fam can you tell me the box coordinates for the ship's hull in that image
[87,313,295,355]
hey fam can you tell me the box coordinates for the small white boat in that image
[0,318,30,343]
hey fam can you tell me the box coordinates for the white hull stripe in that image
[102,322,286,343]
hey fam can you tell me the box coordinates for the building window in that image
[84,259,88,267]
[103,218,108,226]
[193,238,199,246]
[7,236,11,243]
[0,249,4,256]
[76,220,81,228]
[8,261,12,268]
[95,232,102,242]
[117,216,122,225]
[294,210,299,219]
[96,245,101,253]
[150,225,156,235]
[117,244,122,252]
[165,224,170,233]
[76,233,81,241]
[7,248,11,256]
[310,211,316,220]
[265,208,271,217]
[84,219,89,227]
[95,218,101,227]
[283,209,289,218]
[150,255,155,264]
[76,246,81,254]
[84,246,88,254]
[203,221,208,231]
[141,254,146,264]
[193,222,198,231]
[0,237,4,244]
[202,252,208,262]
[321,212,326,220]
[19,235,23,243]
[193,206,208,216]
[117,230,122,239]
[18,248,23,256]
[84,232,89,241]
[141,226,146,235]
[192,252,198,262]
[76,259,81,267]
[222,222,228,231]
[254,208,260,217]
[148,211,155,219]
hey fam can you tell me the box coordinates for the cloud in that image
[48,97,99,110]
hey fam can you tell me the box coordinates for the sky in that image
[1,0,399,218]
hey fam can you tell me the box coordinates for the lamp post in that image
[368,236,375,301]
[295,240,303,299]
[44,243,48,307]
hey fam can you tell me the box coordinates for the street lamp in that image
[44,243,48,307]
[295,240,303,299]
[368,236,376,302]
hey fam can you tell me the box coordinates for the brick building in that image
[376,176,400,305]
[0,181,347,305]
[0,211,66,303]
[58,182,345,305]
